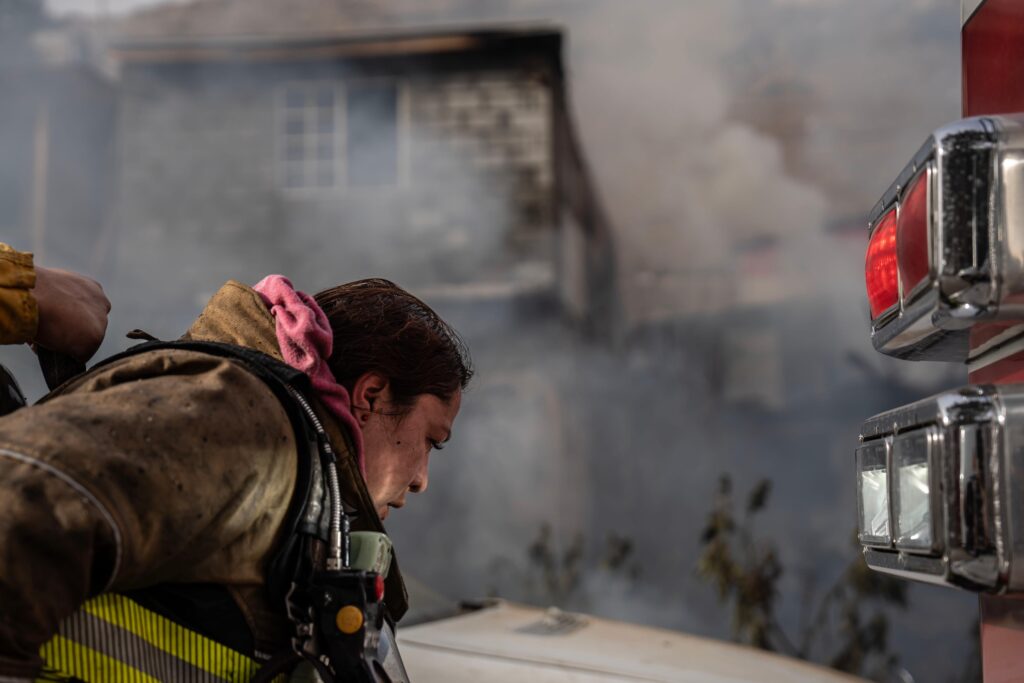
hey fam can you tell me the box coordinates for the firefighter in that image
[0,242,110,363]
[0,275,470,681]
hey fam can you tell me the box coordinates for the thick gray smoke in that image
[5,0,975,680]
[382,2,973,678]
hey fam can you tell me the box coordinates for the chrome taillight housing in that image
[866,114,1024,361]
[855,385,1024,592]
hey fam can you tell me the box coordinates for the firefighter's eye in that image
[430,439,446,451]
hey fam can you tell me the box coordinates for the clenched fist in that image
[32,266,110,363]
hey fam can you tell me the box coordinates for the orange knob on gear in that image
[336,605,364,634]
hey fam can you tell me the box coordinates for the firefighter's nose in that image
[409,464,429,494]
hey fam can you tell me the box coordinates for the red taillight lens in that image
[897,170,929,295]
[374,574,385,602]
[866,209,899,319]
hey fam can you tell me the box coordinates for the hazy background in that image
[1,0,978,680]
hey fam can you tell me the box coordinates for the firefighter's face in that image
[352,373,461,521]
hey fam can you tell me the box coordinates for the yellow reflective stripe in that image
[80,594,260,681]
[41,593,289,682]
[39,634,159,683]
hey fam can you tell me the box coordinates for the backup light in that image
[856,440,891,547]
[892,429,939,553]
[855,386,1018,592]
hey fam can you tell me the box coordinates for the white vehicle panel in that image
[398,601,866,683]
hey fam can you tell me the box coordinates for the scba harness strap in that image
[26,340,405,683]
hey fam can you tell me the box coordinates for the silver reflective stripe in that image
[963,0,985,26]
[0,447,123,590]
[60,608,227,682]
[0,677,32,682]
[42,594,273,682]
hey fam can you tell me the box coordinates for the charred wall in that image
[108,36,601,334]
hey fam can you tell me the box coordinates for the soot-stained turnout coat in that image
[0,243,37,345]
[0,280,407,679]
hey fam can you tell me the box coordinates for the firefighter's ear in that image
[351,372,390,416]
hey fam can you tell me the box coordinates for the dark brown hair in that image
[314,279,472,411]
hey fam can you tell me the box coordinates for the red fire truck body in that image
[965,3,1024,680]
[859,1,1024,680]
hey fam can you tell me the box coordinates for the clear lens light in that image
[897,461,932,547]
[893,428,937,552]
[861,468,890,539]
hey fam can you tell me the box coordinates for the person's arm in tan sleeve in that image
[0,352,297,677]
[0,243,39,345]
[0,243,110,362]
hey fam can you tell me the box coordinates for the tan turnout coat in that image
[0,243,38,345]
[0,280,407,678]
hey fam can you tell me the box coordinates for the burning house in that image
[107,0,617,335]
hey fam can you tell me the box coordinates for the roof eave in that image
[111,24,563,65]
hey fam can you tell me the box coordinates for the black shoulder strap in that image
[0,364,27,418]
[92,339,309,390]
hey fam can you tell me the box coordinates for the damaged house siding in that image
[110,29,616,333]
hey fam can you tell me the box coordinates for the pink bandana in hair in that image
[253,275,365,475]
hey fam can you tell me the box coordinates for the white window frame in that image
[275,81,341,194]
[276,79,409,195]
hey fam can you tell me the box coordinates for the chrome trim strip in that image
[994,148,1024,314]
[868,137,934,227]
[863,549,951,586]
[0,447,123,590]
[871,288,970,361]
[968,327,1024,371]
[968,323,1024,362]
[859,386,998,441]
[963,0,985,27]
[996,389,1024,588]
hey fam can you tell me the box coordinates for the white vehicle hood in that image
[397,600,865,683]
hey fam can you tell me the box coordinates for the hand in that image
[32,266,110,363]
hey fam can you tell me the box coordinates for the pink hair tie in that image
[253,274,365,476]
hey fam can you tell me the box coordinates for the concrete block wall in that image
[407,72,555,252]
